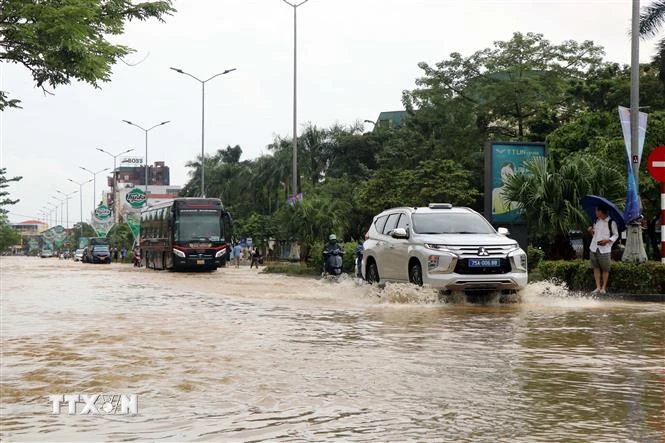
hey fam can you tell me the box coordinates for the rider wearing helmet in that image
[324,234,338,254]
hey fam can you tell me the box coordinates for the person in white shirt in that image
[587,204,619,294]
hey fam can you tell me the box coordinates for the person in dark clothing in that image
[355,240,364,278]
[250,248,261,269]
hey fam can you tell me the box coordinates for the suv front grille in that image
[449,244,515,258]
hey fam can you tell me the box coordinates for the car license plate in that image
[468,258,500,267]
[197,260,205,265]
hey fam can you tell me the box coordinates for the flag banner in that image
[618,106,648,223]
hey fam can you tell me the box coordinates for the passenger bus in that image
[140,198,232,270]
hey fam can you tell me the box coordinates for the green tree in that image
[0,168,23,214]
[407,32,604,140]
[640,0,665,85]
[357,159,479,216]
[0,0,175,110]
[106,223,134,250]
[0,214,21,250]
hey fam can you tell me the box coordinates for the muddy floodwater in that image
[1,257,664,442]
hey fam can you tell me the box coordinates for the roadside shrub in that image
[342,242,358,272]
[527,246,544,271]
[309,241,324,272]
[537,259,665,293]
[263,263,318,276]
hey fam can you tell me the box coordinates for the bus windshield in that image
[176,212,222,242]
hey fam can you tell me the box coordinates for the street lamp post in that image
[47,202,58,227]
[79,166,110,212]
[170,67,236,198]
[51,196,65,226]
[68,178,94,236]
[96,147,134,222]
[282,0,310,198]
[122,120,171,194]
[56,190,78,228]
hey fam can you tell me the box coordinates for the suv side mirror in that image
[497,227,510,236]
[391,228,409,239]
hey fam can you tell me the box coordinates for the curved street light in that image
[56,189,78,229]
[170,67,236,198]
[97,147,134,222]
[68,178,94,235]
[122,120,170,194]
[50,195,65,226]
[47,202,59,227]
[79,166,110,213]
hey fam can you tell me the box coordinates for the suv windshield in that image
[412,213,495,235]
[93,245,109,252]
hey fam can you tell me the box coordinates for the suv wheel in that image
[409,261,423,286]
[366,262,380,284]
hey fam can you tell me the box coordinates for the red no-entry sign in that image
[647,145,665,183]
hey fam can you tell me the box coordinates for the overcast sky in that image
[0,0,660,225]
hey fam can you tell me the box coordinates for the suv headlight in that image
[424,243,455,254]
[215,248,226,258]
[173,248,186,258]
[508,247,527,272]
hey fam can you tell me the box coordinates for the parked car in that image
[83,244,111,264]
[73,248,85,262]
[39,249,54,258]
[361,203,528,295]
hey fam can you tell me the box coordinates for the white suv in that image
[361,204,527,294]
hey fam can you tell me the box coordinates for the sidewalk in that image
[602,293,665,302]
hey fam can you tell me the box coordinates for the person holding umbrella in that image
[587,203,619,294]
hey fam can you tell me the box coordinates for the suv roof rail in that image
[428,203,452,209]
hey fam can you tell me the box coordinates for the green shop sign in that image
[126,188,147,209]
[94,204,112,220]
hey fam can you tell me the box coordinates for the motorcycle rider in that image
[324,234,339,254]
[323,234,343,275]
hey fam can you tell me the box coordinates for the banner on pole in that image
[618,106,648,223]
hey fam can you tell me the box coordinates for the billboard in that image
[118,156,144,168]
[484,141,546,224]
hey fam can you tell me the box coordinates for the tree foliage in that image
[0,0,175,110]
[0,168,23,214]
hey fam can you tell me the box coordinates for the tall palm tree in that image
[640,0,665,84]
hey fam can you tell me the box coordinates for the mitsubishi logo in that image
[477,247,490,256]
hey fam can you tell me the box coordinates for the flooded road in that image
[1,256,664,442]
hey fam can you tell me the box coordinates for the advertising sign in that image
[484,142,546,224]
[118,156,144,168]
[125,188,147,209]
[94,204,111,221]
[125,212,141,240]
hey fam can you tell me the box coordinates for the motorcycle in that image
[323,247,344,278]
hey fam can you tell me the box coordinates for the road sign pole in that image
[660,182,665,264]
[646,146,665,263]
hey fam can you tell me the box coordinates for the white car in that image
[361,203,527,295]
[73,248,85,262]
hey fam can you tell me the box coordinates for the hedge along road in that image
[1,256,663,442]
